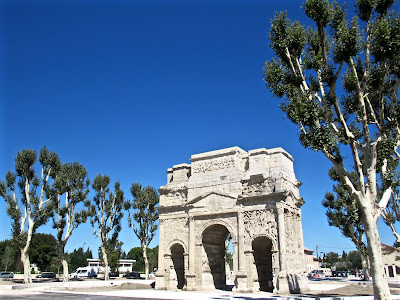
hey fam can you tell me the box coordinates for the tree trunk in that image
[360,253,370,281]
[362,201,391,299]
[59,245,69,282]
[21,249,32,284]
[143,244,149,280]
[101,246,109,281]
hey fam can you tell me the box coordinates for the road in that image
[3,292,167,300]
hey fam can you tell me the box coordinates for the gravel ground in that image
[56,281,400,297]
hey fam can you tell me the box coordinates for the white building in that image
[87,258,136,273]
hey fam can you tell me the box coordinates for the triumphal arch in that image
[155,147,308,293]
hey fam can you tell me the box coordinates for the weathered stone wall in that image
[156,147,308,294]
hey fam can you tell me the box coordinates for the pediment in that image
[186,191,237,209]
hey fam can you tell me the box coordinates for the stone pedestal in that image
[185,273,196,290]
[275,272,289,294]
[233,273,250,292]
[155,273,166,290]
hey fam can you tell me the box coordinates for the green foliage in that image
[51,162,90,250]
[126,183,159,249]
[322,168,368,256]
[127,247,144,272]
[348,250,363,270]
[0,146,60,255]
[28,233,58,272]
[98,239,124,272]
[264,2,399,294]
[66,247,93,273]
[90,174,124,243]
[89,174,124,279]
[0,239,18,272]
[325,251,340,266]
[126,246,158,273]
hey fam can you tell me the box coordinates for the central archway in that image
[202,224,230,290]
[252,236,273,292]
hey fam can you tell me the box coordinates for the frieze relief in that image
[242,176,276,197]
[192,157,236,174]
[242,209,277,246]
[160,187,188,206]
[163,217,188,248]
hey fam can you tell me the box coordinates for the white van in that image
[70,267,97,279]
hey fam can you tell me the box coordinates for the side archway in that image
[251,236,274,292]
[170,243,185,289]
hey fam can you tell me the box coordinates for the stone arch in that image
[170,243,186,289]
[196,219,237,245]
[251,236,274,292]
[201,223,233,290]
[245,233,278,252]
[166,239,188,255]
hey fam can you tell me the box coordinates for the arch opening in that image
[170,243,185,289]
[202,224,231,290]
[252,236,273,292]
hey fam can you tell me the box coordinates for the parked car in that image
[308,270,325,278]
[123,272,141,279]
[0,272,14,279]
[37,272,56,279]
[336,271,348,277]
[109,271,119,278]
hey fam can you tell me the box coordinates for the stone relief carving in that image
[242,209,277,246]
[164,217,188,249]
[160,187,188,205]
[192,157,235,174]
[242,177,276,196]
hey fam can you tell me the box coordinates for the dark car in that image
[37,272,56,279]
[0,272,14,279]
[123,272,141,279]
[109,271,119,278]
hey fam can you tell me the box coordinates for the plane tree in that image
[0,147,60,283]
[264,0,400,298]
[89,174,124,280]
[126,183,159,279]
[50,162,91,281]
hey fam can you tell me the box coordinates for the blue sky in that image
[1,0,398,258]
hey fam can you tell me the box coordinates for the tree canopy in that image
[264,0,400,298]
[126,183,159,279]
[0,147,60,283]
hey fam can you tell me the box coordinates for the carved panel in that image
[242,209,277,246]
[241,175,275,197]
[192,157,236,174]
[160,187,188,206]
[164,217,188,249]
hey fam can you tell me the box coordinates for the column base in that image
[155,273,166,290]
[233,272,251,293]
[275,272,289,294]
[185,273,197,291]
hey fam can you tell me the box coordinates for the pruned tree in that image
[89,175,124,280]
[51,162,91,281]
[264,0,400,298]
[323,169,369,280]
[126,183,159,279]
[0,147,60,283]
[98,239,124,273]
